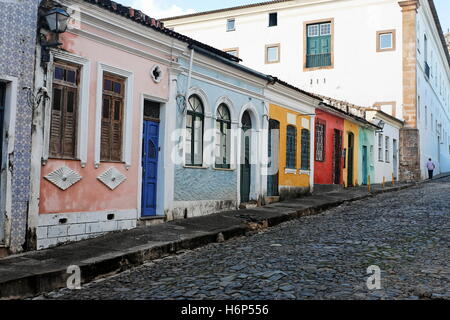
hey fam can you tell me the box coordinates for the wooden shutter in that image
[111,99,123,161]
[50,62,79,159]
[62,87,77,158]
[101,74,124,162]
[101,96,112,161]
[50,86,63,156]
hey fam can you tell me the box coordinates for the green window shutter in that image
[306,23,332,68]
[307,37,319,55]
[320,36,331,54]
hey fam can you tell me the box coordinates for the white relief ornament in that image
[44,166,82,191]
[97,167,127,190]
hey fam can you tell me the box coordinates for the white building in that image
[164,0,450,181]
[366,109,404,184]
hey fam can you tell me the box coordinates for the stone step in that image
[313,184,344,194]
[265,196,280,204]
[239,201,258,209]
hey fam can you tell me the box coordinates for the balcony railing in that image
[425,62,430,79]
[306,53,332,68]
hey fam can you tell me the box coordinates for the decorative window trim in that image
[45,51,90,167]
[213,96,236,170]
[184,90,208,167]
[376,29,396,52]
[265,43,280,64]
[378,133,384,162]
[303,18,334,72]
[95,63,134,170]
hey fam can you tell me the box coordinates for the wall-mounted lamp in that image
[39,6,70,65]
[376,120,385,133]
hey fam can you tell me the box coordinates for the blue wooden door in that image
[141,120,159,217]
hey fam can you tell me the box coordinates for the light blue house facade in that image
[358,126,376,186]
[169,48,269,219]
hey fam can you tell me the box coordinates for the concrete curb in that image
[0,177,443,300]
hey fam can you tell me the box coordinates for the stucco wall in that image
[39,23,170,215]
[172,59,266,213]
[358,127,375,185]
[314,110,344,185]
[166,0,404,113]
[269,103,311,197]
[343,120,360,187]
[416,4,450,177]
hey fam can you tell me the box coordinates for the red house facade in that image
[314,108,344,185]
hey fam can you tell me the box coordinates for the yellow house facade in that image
[268,103,312,199]
[343,120,360,187]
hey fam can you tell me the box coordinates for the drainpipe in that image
[185,48,194,113]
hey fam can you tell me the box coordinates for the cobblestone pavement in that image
[42,178,450,300]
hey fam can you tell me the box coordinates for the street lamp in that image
[40,6,70,64]
[376,120,385,133]
[42,7,70,35]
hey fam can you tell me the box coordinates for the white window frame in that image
[385,136,390,163]
[95,63,134,170]
[320,23,331,36]
[378,133,384,162]
[213,96,236,170]
[308,24,319,37]
[44,51,90,167]
[0,75,18,245]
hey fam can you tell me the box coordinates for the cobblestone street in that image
[43,177,450,300]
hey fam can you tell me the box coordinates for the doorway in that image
[240,111,252,203]
[141,100,160,217]
[347,132,355,187]
[267,119,279,196]
[333,129,342,185]
[362,145,368,185]
[0,82,5,243]
[393,139,398,180]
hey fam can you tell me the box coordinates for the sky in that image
[119,0,450,32]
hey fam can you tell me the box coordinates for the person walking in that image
[426,158,436,180]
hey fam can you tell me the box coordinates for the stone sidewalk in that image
[0,174,448,299]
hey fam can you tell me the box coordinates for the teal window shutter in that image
[306,22,332,68]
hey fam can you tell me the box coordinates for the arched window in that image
[301,129,311,170]
[186,95,204,166]
[286,125,297,169]
[215,104,231,168]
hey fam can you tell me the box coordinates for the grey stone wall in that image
[174,165,237,201]
[0,0,40,252]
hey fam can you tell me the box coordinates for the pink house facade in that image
[30,0,182,249]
